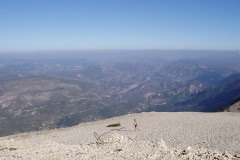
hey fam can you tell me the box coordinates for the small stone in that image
[187,146,192,152]
[224,154,229,158]
[198,153,203,157]
[234,153,240,158]
[181,150,189,155]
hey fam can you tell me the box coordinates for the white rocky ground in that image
[227,101,240,112]
[0,112,240,160]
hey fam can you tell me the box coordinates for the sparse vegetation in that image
[107,122,121,127]
[115,149,123,152]
[0,148,7,151]
[9,148,17,151]
[216,108,226,112]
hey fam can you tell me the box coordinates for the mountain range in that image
[0,51,240,136]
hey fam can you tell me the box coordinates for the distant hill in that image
[0,76,104,136]
[174,74,240,112]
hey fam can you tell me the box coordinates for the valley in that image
[0,52,240,136]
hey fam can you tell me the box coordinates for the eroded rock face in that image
[188,83,203,94]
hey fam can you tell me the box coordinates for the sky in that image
[0,0,240,52]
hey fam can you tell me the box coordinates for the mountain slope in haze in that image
[0,76,105,136]
[174,74,240,112]
[1,54,240,136]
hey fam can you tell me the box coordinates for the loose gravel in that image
[0,112,240,159]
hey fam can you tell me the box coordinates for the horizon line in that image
[1,48,240,54]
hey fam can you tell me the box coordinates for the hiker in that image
[134,119,139,131]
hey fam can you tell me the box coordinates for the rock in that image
[234,153,240,158]
[156,140,167,149]
[186,146,192,152]
[181,149,189,155]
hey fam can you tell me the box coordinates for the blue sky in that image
[0,0,239,51]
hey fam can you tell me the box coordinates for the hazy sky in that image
[0,0,240,51]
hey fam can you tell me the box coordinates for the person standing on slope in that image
[134,119,139,131]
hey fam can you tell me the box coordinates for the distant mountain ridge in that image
[173,74,240,112]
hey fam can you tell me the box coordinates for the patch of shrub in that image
[115,149,122,152]
[0,148,7,151]
[106,122,120,127]
[9,148,17,151]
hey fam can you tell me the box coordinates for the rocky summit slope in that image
[0,112,240,160]
[225,100,240,112]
